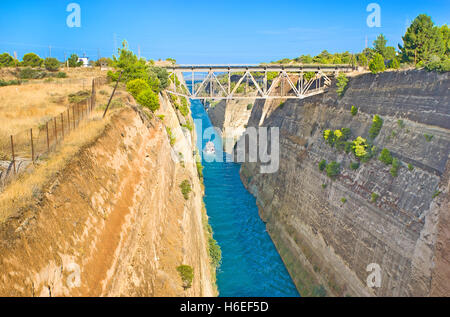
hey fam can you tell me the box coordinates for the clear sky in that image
[0,0,448,64]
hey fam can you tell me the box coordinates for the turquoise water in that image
[190,98,299,297]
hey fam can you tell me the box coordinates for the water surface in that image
[190,98,299,297]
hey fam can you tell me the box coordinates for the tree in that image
[369,53,385,74]
[0,53,15,67]
[389,58,400,69]
[44,57,60,71]
[373,34,388,57]
[399,14,445,64]
[441,25,450,57]
[95,57,113,67]
[126,78,150,98]
[68,54,82,67]
[136,88,160,112]
[356,53,368,67]
[22,53,43,67]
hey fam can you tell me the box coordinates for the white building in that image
[77,57,90,67]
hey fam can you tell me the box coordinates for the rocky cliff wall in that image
[0,95,216,296]
[239,69,449,296]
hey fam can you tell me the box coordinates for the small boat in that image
[204,141,215,155]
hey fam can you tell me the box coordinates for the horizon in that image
[0,0,448,64]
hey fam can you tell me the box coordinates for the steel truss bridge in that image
[164,64,354,100]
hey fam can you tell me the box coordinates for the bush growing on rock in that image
[180,180,192,200]
[326,161,340,178]
[176,265,194,290]
[379,148,393,165]
[336,73,349,97]
[350,162,360,170]
[351,105,358,116]
[390,158,400,177]
[369,53,386,74]
[126,78,150,98]
[319,160,327,172]
[136,89,160,112]
[369,115,383,139]
[208,238,222,268]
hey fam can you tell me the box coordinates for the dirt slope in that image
[0,106,215,296]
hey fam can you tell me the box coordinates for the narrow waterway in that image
[190,98,299,297]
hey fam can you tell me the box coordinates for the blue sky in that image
[0,0,448,64]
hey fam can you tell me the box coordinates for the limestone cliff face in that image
[207,99,255,153]
[0,97,215,296]
[238,70,449,296]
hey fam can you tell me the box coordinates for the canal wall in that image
[224,69,449,296]
[0,88,216,296]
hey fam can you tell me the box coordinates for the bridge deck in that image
[165,64,354,73]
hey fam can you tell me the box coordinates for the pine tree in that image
[399,14,445,64]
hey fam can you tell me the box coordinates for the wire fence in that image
[0,77,109,191]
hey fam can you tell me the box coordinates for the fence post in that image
[67,110,70,133]
[30,128,35,163]
[61,113,64,139]
[46,122,50,152]
[72,106,75,129]
[54,117,57,143]
[10,135,16,175]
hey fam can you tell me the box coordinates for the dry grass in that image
[0,68,106,138]
[0,109,122,222]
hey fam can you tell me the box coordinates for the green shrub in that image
[341,198,347,204]
[182,121,193,131]
[208,238,222,268]
[326,161,340,178]
[247,104,253,110]
[408,163,414,171]
[44,57,60,71]
[318,160,327,172]
[196,161,203,178]
[424,134,434,142]
[344,141,353,154]
[336,73,349,97]
[56,72,67,78]
[180,180,192,200]
[166,127,176,146]
[352,137,369,158]
[176,265,194,289]
[433,190,441,199]
[351,105,358,116]
[179,97,190,116]
[369,115,383,139]
[322,184,327,189]
[126,78,150,98]
[397,120,405,129]
[340,128,352,140]
[369,53,386,74]
[350,162,360,170]
[390,158,400,177]
[68,90,91,104]
[425,58,450,73]
[379,148,393,165]
[22,53,43,67]
[389,58,400,69]
[19,67,47,79]
[136,89,160,112]
[371,193,379,203]
[0,53,15,67]
[0,79,21,87]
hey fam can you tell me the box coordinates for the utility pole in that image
[138,45,141,60]
[49,45,52,57]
